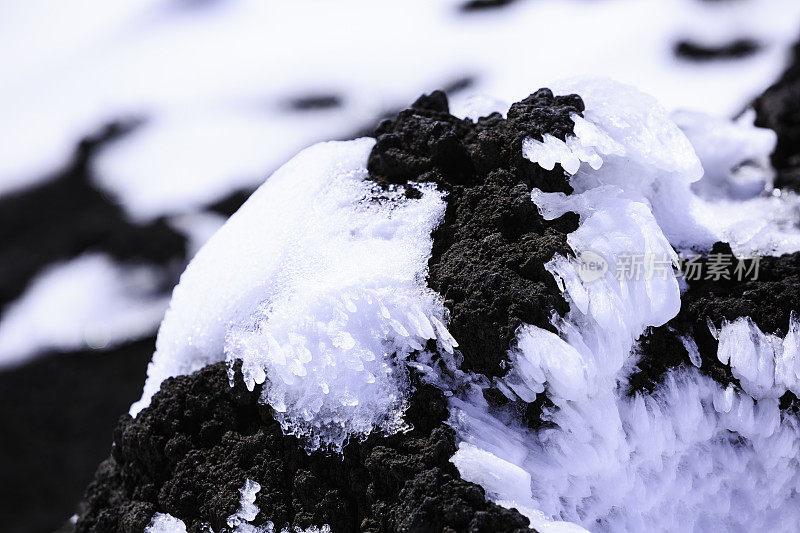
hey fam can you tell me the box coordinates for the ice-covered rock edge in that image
[451,79,800,532]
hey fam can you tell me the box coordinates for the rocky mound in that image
[71,363,531,533]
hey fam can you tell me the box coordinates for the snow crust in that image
[132,137,454,450]
[450,79,800,532]
[0,253,169,367]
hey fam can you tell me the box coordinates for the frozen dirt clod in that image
[368,89,582,379]
[70,362,532,533]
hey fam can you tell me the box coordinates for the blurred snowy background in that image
[1,0,800,531]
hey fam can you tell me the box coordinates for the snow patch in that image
[132,137,450,451]
[0,253,169,367]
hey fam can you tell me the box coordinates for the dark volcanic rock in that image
[629,243,800,395]
[71,363,533,533]
[286,94,343,111]
[754,39,800,192]
[459,0,518,13]
[0,338,155,533]
[674,39,760,61]
[368,89,581,379]
[0,121,187,314]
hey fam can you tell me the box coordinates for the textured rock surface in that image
[71,363,533,533]
[369,90,580,379]
[630,242,800,395]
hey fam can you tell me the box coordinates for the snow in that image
[132,137,454,451]
[227,479,261,529]
[0,253,169,367]
[4,0,800,217]
[145,513,187,533]
[449,79,800,531]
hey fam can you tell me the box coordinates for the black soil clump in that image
[368,89,581,379]
[0,338,155,533]
[754,38,800,191]
[630,242,800,395]
[674,39,760,61]
[0,121,187,313]
[70,363,533,533]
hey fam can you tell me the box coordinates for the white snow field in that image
[2,0,800,216]
[136,77,800,532]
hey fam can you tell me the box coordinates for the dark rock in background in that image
[0,123,187,533]
[674,39,760,61]
[0,338,154,533]
[0,121,187,312]
[754,38,800,191]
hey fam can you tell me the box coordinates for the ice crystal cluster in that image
[135,78,800,531]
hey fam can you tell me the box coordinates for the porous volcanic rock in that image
[70,363,533,533]
[369,89,581,379]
